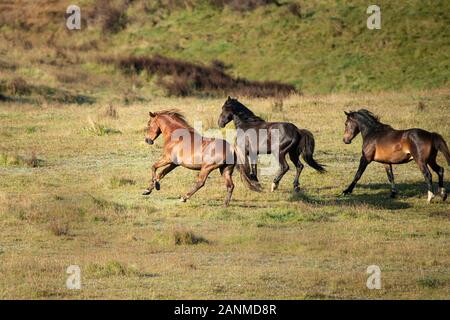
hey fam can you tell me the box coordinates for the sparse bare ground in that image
[0,89,449,299]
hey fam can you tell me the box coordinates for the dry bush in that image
[8,77,31,96]
[173,229,209,245]
[91,0,129,33]
[210,0,278,11]
[109,55,297,97]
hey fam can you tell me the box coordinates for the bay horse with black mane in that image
[143,110,261,206]
[343,109,450,203]
[218,97,325,192]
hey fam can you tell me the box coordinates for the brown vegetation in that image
[108,55,297,97]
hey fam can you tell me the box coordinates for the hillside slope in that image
[0,0,448,102]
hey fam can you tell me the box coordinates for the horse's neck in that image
[233,113,264,129]
[359,122,389,140]
[158,118,189,142]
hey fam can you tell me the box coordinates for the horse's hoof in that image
[294,186,301,193]
[427,191,435,204]
[271,182,278,192]
[142,189,152,196]
[390,191,397,198]
[154,181,160,191]
[342,190,351,196]
[180,196,187,203]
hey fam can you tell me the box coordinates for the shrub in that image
[210,0,278,11]
[110,55,298,97]
[8,77,31,96]
[91,0,129,33]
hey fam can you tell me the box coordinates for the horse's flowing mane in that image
[350,109,389,130]
[156,109,192,128]
[228,99,265,123]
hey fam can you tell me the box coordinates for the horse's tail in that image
[232,145,262,192]
[297,128,326,173]
[432,132,450,166]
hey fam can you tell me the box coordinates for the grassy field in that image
[0,0,448,101]
[0,89,449,299]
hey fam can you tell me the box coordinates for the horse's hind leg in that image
[289,149,304,192]
[222,165,235,206]
[415,158,435,203]
[271,152,289,192]
[384,164,397,198]
[429,155,446,201]
[181,166,214,202]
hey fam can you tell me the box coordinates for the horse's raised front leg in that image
[342,155,369,195]
[142,157,171,195]
[384,164,397,198]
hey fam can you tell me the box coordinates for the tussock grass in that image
[48,220,70,237]
[83,118,121,136]
[86,260,137,278]
[110,176,136,188]
[173,229,209,245]
[0,152,44,168]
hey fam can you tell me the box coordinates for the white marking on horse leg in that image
[271,182,278,192]
[427,191,435,203]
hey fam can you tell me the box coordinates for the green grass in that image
[0,90,449,299]
[0,0,448,102]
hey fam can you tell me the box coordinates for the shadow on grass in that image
[291,180,449,209]
[289,188,411,210]
[357,181,449,196]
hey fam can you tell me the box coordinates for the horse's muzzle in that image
[145,138,154,145]
[343,138,351,144]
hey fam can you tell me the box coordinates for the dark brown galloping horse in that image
[342,109,450,203]
[218,97,325,192]
[143,110,261,206]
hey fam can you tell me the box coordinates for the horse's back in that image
[371,127,434,163]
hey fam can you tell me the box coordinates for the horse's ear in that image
[149,111,156,118]
[344,111,350,116]
[227,96,231,101]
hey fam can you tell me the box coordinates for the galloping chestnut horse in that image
[343,109,450,203]
[143,110,261,206]
[218,97,325,192]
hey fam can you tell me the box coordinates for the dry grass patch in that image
[173,228,209,245]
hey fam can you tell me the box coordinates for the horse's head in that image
[145,112,161,145]
[343,111,360,144]
[218,96,235,128]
